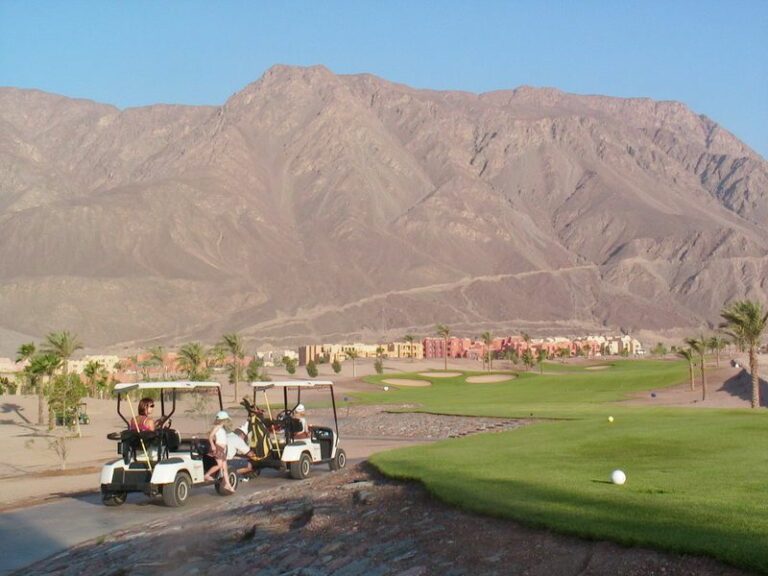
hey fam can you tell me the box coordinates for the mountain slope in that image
[0,66,765,350]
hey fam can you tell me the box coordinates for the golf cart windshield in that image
[114,381,222,428]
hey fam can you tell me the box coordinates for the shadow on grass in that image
[719,369,768,407]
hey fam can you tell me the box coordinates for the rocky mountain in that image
[0,65,766,352]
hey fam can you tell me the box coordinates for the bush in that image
[331,359,342,374]
[306,360,318,378]
[374,358,384,374]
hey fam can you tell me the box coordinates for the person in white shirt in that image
[205,411,235,493]
[227,422,258,480]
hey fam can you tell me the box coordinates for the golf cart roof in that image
[114,381,221,393]
[250,380,334,390]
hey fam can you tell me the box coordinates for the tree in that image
[47,373,88,437]
[16,342,36,364]
[521,349,534,371]
[720,300,768,408]
[306,360,318,378]
[651,342,668,356]
[82,360,104,397]
[436,324,451,371]
[480,331,493,371]
[176,343,210,381]
[374,357,384,374]
[246,356,268,382]
[221,333,246,401]
[41,330,83,374]
[146,345,167,379]
[346,349,359,377]
[331,358,342,374]
[283,356,297,375]
[404,334,415,361]
[707,335,727,368]
[536,348,548,374]
[684,336,707,401]
[27,353,62,427]
[677,348,696,391]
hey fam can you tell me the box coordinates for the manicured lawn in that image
[359,361,768,573]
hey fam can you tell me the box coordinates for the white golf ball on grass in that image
[383,386,389,391]
[611,469,626,485]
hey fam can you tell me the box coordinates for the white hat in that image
[238,421,249,435]
[216,410,230,421]
[295,404,305,413]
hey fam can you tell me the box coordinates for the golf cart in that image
[241,380,346,479]
[100,381,239,507]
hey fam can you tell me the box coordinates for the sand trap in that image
[585,366,610,371]
[465,374,515,383]
[382,378,432,387]
[418,371,462,378]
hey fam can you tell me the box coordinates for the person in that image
[227,422,258,480]
[205,411,235,492]
[293,404,310,439]
[129,398,157,432]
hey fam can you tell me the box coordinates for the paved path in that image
[0,437,421,575]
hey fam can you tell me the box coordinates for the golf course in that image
[358,361,768,574]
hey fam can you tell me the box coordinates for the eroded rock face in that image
[0,66,766,348]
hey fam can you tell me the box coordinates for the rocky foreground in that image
[20,409,755,576]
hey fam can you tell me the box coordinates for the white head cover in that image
[295,404,305,413]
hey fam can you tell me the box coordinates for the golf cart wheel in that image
[162,472,192,507]
[329,448,346,471]
[215,470,239,496]
[290,452,312,480]
[102,490,127,507]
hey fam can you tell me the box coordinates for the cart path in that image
[0,437,422,576]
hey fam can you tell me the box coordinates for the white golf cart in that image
[242,380,346,480]
[100,381,238,507]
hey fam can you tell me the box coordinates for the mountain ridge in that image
[0,65,765,352]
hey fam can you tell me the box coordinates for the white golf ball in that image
[608,416,614,423]
[611,470,626,485]
[383,386,389,391]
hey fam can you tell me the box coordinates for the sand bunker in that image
[418,371,462,378]
[465,374,515,383]
[585,365,610,371]
[382,378,432,387]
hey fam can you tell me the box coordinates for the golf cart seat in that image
[311,426,334,460]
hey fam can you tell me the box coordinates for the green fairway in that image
[360,361,768,573]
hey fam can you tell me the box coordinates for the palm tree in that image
[677,348,696,391]
[481,331,493,371]
[684,336,707,401]
[27,353,61,426]
[176,342,209,381]
[436,324,451,371]
[82,360,104,397]
[404,334,415,362]
[221,333,246,401]
[42,330,83,374]
[720,300,768,408]
[707,335,727,368]
[537,348,548,374]
[16,342,36,365]
[345,348,359,378]
[147,345,167,379]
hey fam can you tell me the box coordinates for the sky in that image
[1,1,766,158]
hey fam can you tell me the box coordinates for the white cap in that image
[238,421,249,435]
[295,404,305,413]
[216,410,230,421]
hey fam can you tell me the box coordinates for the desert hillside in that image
[0,65,766,350]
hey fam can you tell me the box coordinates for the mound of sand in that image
[585,365,610,371]
[465,374,515,383]
[418,372,461,378]
[382,378,432,387]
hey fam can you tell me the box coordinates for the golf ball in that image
[608,416,614,423]
[383,386,389,391]
[611,470,626,485]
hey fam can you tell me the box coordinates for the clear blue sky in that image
[1,1,766,158]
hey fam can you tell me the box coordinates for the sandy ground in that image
[1,355,764,510]
[381,378,431,387]
[465,374,515,383]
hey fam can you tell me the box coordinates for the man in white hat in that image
[226,421,258,481]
